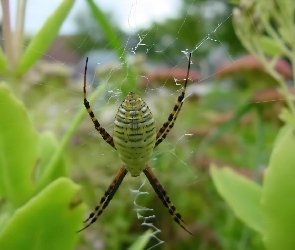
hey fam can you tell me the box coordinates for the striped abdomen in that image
[113,92,156,176]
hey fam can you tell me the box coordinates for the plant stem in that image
[1,0,14,69]
[15,0,27,63]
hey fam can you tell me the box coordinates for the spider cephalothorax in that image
[78,53,193,235]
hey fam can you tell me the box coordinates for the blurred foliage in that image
[135,0,243,61]
[1,0,295,250]
[211,1,295,250]
[0,1,87,250]
[71,0,243,62]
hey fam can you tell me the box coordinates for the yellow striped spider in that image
[78,53,192,234]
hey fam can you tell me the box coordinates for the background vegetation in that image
[0,0,294,249]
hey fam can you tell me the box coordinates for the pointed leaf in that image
[0,47,7,74]
[257,36,284,57]
[262,125,295,250]
[128,229,153,250]
[36,81,107,192]
[0,177,86,250]
[37,131,68,181]
[210,165,264,234]
[0,83,37,207]
[17,0,75,75]
[86,0,136,96]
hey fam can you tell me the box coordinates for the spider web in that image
[130,179,164,250]
[7,0,287,249]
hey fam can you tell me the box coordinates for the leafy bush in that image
[211,1,295,249]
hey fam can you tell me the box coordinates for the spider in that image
[78,53,193,235]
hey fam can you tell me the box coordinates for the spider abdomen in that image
[113,92,156,176]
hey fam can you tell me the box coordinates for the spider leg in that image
[155,102,183,148]
[83,57,116,149]
[143,165,193,235]
[154,52,192,148]
[77,166,128,232]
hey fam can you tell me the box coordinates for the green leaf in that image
[0,177,86,250]
[36,81,107,192]
[262,125,295,250]
[86,0,125,61]
[210,165,264,234]
[0,83,37,207]
[279,108,295,126]
[257,36,284,57]
[128,229,153,250]
[37,131,68,182]
[16,0,75,75]
[228,0,241,5]
[0,47,7,74]
[86,0,136,96]
[278,26,292,48]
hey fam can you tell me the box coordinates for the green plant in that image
[211,1,295,249]
[0,1,87,249]
[0,82,85,249]
[0,1,154,249]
